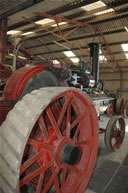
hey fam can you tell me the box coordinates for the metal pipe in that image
[88,43,99,88]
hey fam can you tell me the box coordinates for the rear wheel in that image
[0,87,99,193]
[116,98,125,115]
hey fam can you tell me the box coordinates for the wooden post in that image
[0,19,8,63]
[120,72,123,98]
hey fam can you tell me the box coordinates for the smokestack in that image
[88,43,99,88]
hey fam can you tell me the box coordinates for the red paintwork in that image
[19,89,99,193]
[0,65,44,125]
[0,97,12,125]
[107,103,114,116]
[120,98,125,114]
[108,117,125,150]
[0,62,12,79]
[35,62,66,69]
[3,65,43,100]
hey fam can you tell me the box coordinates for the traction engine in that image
[0,43,125,193]
[69,43,125,151]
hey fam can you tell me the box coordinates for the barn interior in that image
[0,1,128,193]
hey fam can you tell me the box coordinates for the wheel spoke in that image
[39,115,48,142]
[119,121,122,130]
[42,167,60,193]
[71,112,86,130]
[113,123,117,130]
[76,140,88,145]
[61,166,67,186]
[46,106,62,138]
[53,167,61,193]
[66,103,71,137]
[115,135,124,143]
[20,150,43,174]
[112,129,118,138]
[20,161,53,187]
[67,165,80,176]
[114,138,122,149]
[28,138,55,152]
[73,126,80,140]
[48,130,56,143]
[36,174,44,193]
[57,97,72,128]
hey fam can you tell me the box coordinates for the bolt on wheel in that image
[0,87,99,193]
[105,116,125,151]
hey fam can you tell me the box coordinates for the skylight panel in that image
[52,22,68,27]
[63,51,79,64]
[81,1,106,11]
[35,18,54,25]
[124,27,128,32]
[99,49,102,54]
[125,53,128,59]
[99,49,107,61]
[121,44,128,51]
[7,30,21,35]
[63,51,76,57]
[53,60,60,64]
[18,55,27,60]
[9,53,26,60]
[70,58,80,63]
[95,8,114,16]
[99,55,107,61]
[22,32,34,36]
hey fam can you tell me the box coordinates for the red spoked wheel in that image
[0,87,99,193]
[116,98,125,115]
[107,104,114,117]
[105,116,125,151]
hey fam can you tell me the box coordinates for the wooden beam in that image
[25,28,126,49]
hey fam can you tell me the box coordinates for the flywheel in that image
[0,87,99,193]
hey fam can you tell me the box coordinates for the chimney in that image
[88,43,99,88]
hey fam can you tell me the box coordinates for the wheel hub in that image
[117,130,124,137]
[60,143,81,165]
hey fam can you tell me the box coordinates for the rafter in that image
[25,28,126,49]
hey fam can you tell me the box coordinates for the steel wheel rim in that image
[116,98,125,114]
[108,118,125,150]
[19,89,99,193]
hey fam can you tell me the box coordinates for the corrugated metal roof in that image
[8,0,76,26]
[0,0,28,15]
[0,0,128,72]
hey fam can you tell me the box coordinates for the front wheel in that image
[0,87,99,193]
